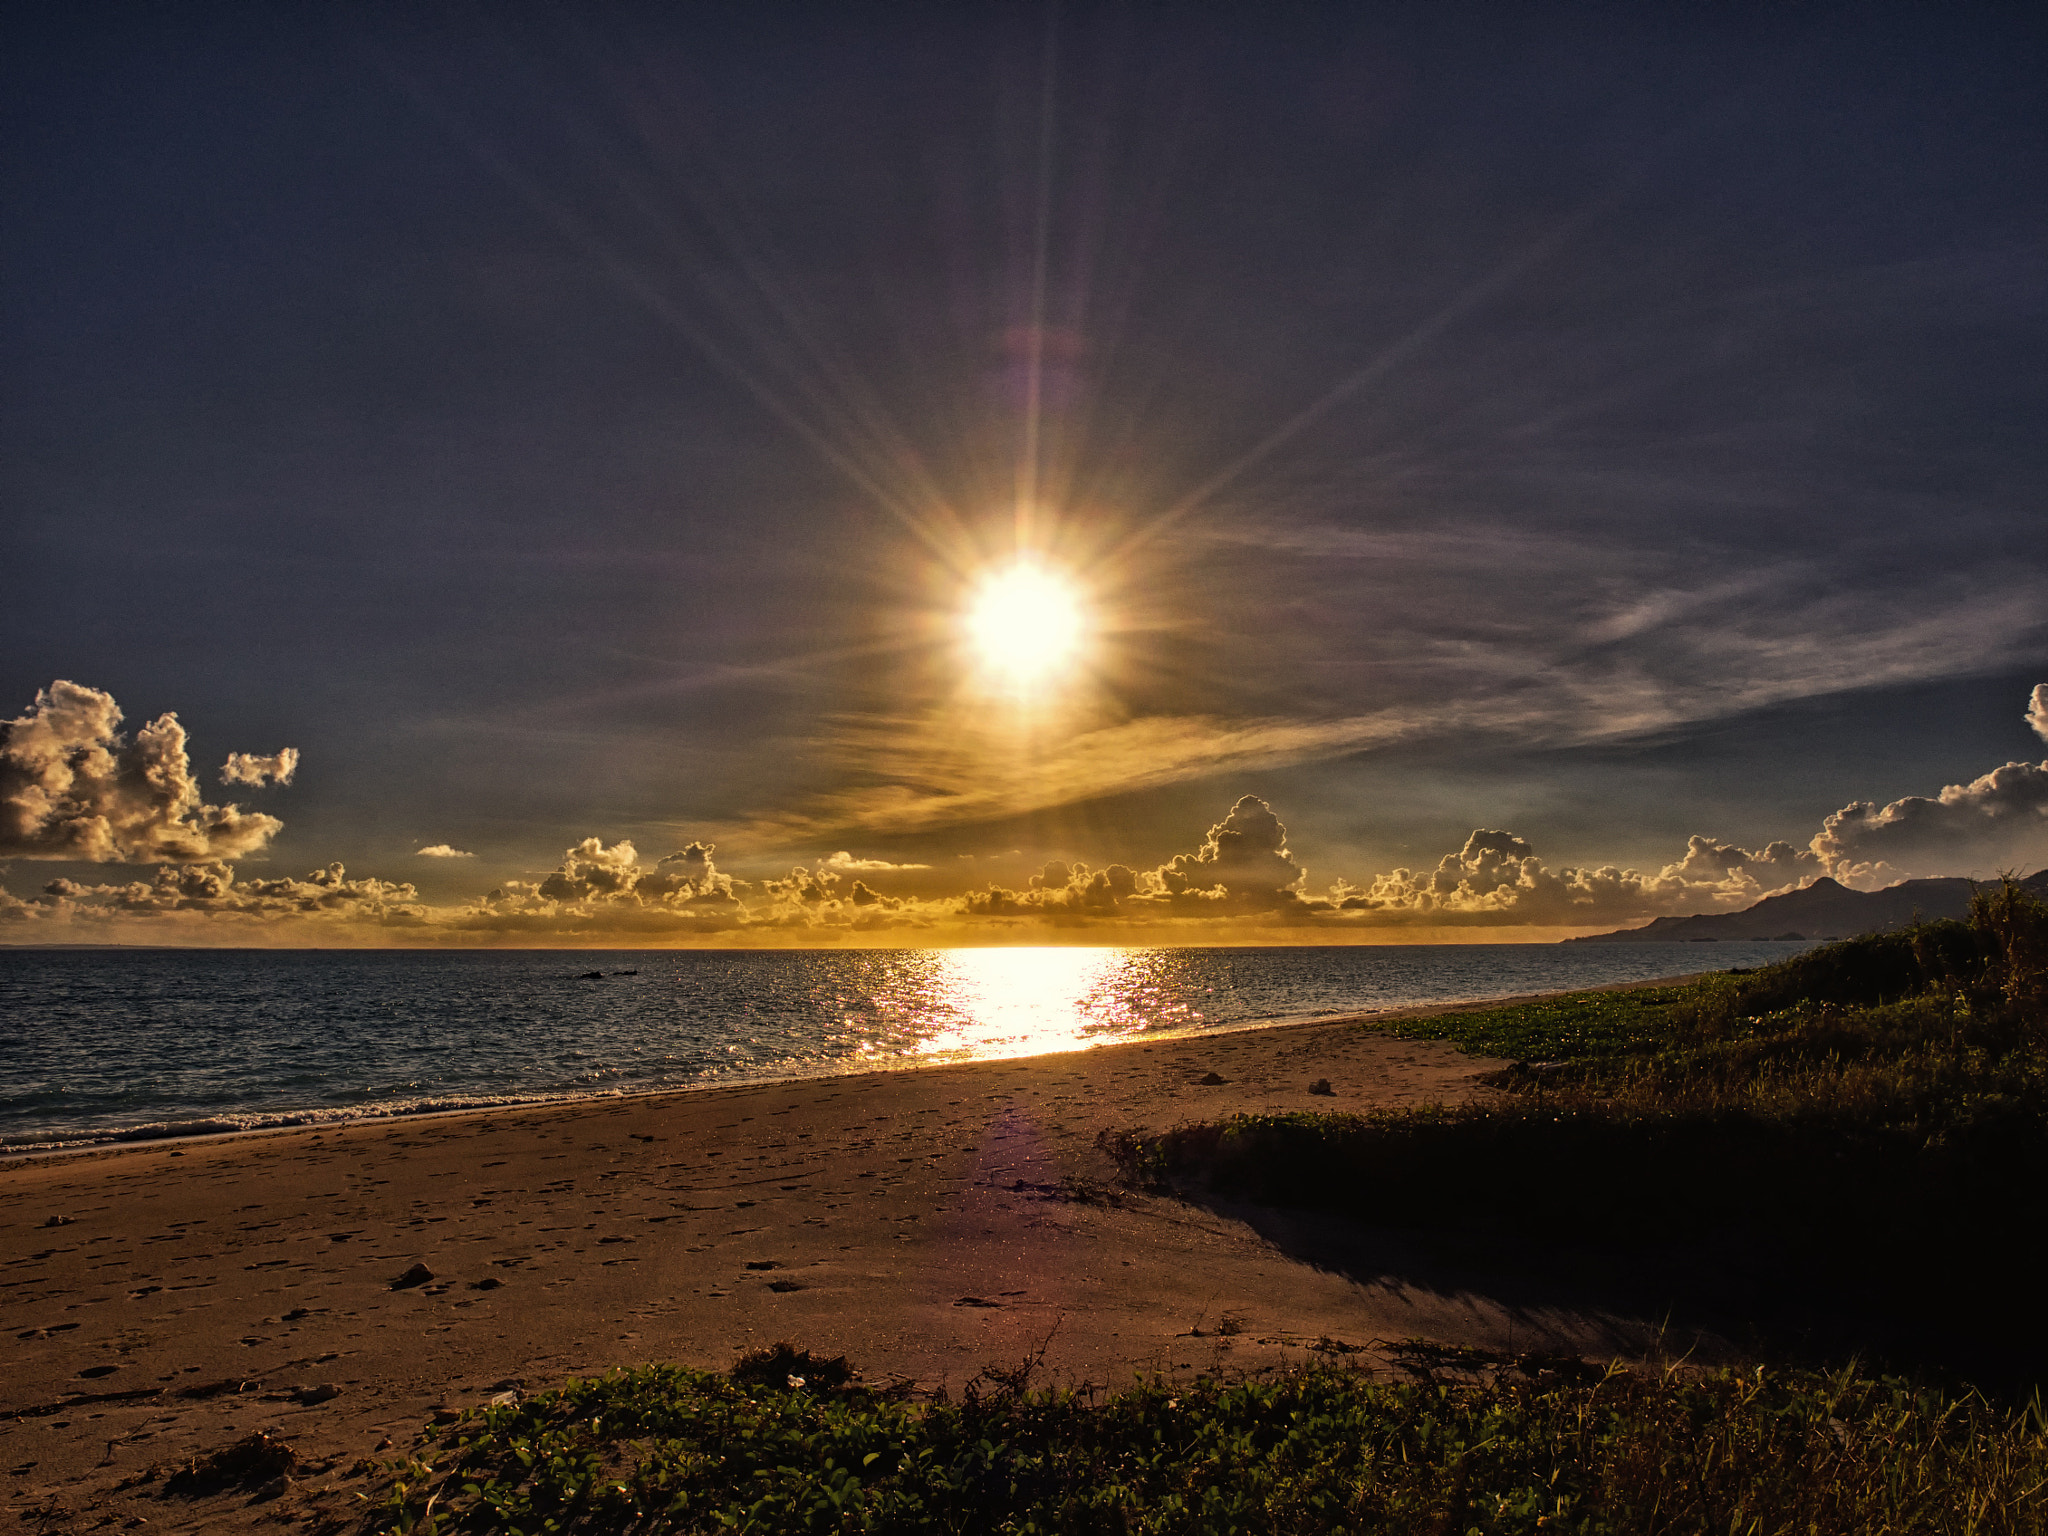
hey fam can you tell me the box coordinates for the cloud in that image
[1153,794,1308,909]
[2030,683,2048,744]
[1809,759,2048,885]
[958,795,1305,921]
[959,859,1141,919]
[727,558,2043,854]
[1336,828,1819,926]
[463,838,936,937]
[650,842,739,899]
[740,711,1427,848]
[821,851,930,871]
[0,681,289,863]
[31,861,424,927]
[221,748,299,788]
[415,844,475,858]
[536,837,644,901]
[10,690,2047,943]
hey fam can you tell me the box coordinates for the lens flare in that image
[963,562,1088,691]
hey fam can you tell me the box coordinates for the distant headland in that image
[1567,868,2048,943]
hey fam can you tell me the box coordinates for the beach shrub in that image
[368,1355,2048,1534]
[1112,897,2048,1385]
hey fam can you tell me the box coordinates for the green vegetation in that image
[1110,882,2048,1385]
[372,1348,2048,1534]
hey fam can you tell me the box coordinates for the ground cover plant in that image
[1108,883,2048,1385]
[370,1346,2048,1534]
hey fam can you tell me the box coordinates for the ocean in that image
[0,941,1815,1151]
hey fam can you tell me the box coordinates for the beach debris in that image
[486,1390,519,1409]
[953,1295,1001,1308]
[579,970,605,979]
[744,1259,782,1270]
[730,1341,854,1393]
[388,1262,435,1289]
[293,1383,342,1406]
[41,1215,73,1227]
[469,1277,503,1290]
[768,1279,806,1292]
[163,1431,297,1497]
[76,1365,120,1380]
[1307,1078,1336,1096]
[1198,1071,1227,1085]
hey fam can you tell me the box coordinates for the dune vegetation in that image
[1111,880,2048,1388]
[369,1342,2048,1534]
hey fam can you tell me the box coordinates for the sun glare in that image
[963,562,1088,691]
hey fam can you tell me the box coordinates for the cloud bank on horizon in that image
[4,680,2044,944]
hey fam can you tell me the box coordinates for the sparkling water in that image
[0,942,1813,1150]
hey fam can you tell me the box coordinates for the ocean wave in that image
[0,1087,643,1155]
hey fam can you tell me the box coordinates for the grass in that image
[371,1348,2048,1535]
[1106,883,2048,1386]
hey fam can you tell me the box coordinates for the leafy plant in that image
[366,1355,2048,1534]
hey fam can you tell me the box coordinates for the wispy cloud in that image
[821,851,930,871]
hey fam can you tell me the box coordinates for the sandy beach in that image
[4,995,1692,1534]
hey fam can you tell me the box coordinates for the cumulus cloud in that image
[221,748,299,788]
[1337,828,1819,925]
[29,861,424,927]
[1152,795,1307,909]
[960,859,1141,919]
[958,795,1304,921]
[464,839,767,935]
[415,844,475,858]
[2030,683,2048,744]
[536,837,645,902]
[1809,759,2048,885]
[1337,688,2048,920]
[0,680,289,862]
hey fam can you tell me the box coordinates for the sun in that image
[963,562,1089,692]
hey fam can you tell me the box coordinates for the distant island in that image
[1566,868,2048,943]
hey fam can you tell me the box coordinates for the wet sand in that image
[3,992,1696,1533]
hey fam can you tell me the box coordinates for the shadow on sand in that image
[1116,1112,2048,1395]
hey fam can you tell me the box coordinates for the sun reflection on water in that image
[912,947,1164,1061]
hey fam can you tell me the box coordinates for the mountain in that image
[1564,869,2048,944]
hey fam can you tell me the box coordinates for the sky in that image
[3,3,2046,946]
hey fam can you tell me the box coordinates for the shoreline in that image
[1,970,1715,1163]
[2,972,1732,1533]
